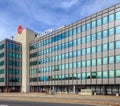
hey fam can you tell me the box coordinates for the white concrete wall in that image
[15,29,35,92]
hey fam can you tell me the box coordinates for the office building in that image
[1,3,120,95]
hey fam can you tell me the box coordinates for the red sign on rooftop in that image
[18,25,22,34]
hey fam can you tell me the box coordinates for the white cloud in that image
[60,0,79,9]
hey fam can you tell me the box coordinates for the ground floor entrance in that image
[30,85,120,95]
[0,86,21,92]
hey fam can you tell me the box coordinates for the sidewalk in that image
[0,93,120,106]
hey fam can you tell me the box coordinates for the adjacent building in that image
[0,39,22,92]
[1,3,120,95]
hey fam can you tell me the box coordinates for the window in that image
[73,51,76,57]
[116,41,120,48]
[116,55,120,63]
[78,38,81,45]
[109,56,114,64]
[78,50,81,56]
[87,48,90,55]
[87,23,90,30]
[73,28,76,35]
[69,52,72,58]
[87,35,91,42]
[66,53,69,59]
[92,33,96,41]
[109,14,114,22]
[103,43,108,51]
[65,31,69,37]
[97,18,102,26]
[82,24,86,32]
[82,60,86,67]
[116,26,120,35]
[97,32,102,39]
[103,30,108,38]
[92,21,96,28]
[92,59,96,66]
[116,70,120,78]
[69,63,72,69]
[73,62,76,68]
[109,28,114,36]
[69,30,72,36]
[116,11,120,20]
[92,46,96,54]
[91,72,97,78]
[109,70,114,78]
[97,45,102,52]
[82,37,86,44]
[82,72,86,79]
[82,49,86,55]
[87,60,90,67]
[66,64,68,69]
[97,71,102,78]
[97,58,102,65]
[109,42,114,50]
[103,71,108,78]
[78,27,81,33]
[86,72,90,79]
[73,39,77,46]
[103,16,108,24]
[77,62,81,68]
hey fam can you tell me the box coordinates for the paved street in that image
[0,93,120,106]
[0,100,93,106]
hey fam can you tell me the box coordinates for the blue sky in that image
[0,0,120,40]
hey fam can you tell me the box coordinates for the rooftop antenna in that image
[11,36,14,40]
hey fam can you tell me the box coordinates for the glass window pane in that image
[103,57,108,64]
[109,14,114,22]
[92,21,96,28]
[103,30,108,38]
[97,32,102,39]
[78,38,81,45]
[103,16,108,24]
[109,42,114,50]
[87,23,90,30]
[82,60,86,67]
[92,59,96,66]
[87,60,90,67]
[116,70,120,78]
[109,70,114,78]
[116,11,120,20]
[82,24,85,32]
[109,56,114,64]
[109,28,114,36]
[78,50,81,56]
[103,71,108,78]
[87,35,90,42]
[97,18,102,26]
[73,28,76,35]
[78,27,81,33]
[116,55,120,63]
[82,49,86,56]
[116,26,120,35]
[82,72,86,80]
[82,37,86,44]
[103,43,108,51]
[92,33,96,41]
[87,48,90,55]
[116,41,120,48]
[92,46,96,54]
[97,71,102,78]
[97,45,102,52]
[97,58,102,65]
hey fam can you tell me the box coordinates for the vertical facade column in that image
[73,85,75,93]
